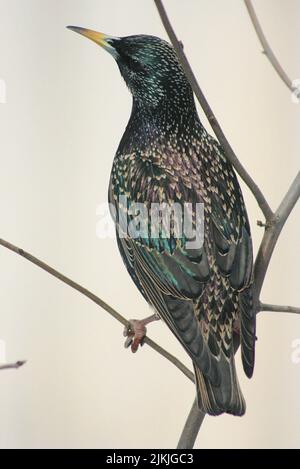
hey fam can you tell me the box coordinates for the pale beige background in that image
[0,0,299,448]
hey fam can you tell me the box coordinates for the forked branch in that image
[254,171,300,299]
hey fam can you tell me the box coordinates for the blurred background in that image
[0,0,299,448]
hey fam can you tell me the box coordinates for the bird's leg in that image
[123,313,160,353]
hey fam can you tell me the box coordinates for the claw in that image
[140,336,146,347]
[123,319,147,353]
[124,335,133,349]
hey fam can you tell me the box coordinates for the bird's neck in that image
[121,94,201,153]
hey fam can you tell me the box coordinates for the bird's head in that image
[67,26,193,110]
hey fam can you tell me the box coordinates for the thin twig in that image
[153,0,273,222]
[144,337,194,382]
[260,303,300,315]
[244,0,295,92]
[0,360,26,370]
[0,238,194,383]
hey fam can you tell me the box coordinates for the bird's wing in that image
[118,233,220,385]
[207,140,255,377]
[210,175,253,289]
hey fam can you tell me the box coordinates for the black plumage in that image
[68,28,256,416]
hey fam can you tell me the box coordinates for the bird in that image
[67,26,256,416]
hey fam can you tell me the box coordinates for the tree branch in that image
[177,398,205,449]
[0,360,26,370]
[0,238,194,383]
[244,0,295,92]
[260,303,300,315]
[254,171,300,299]
[153,0,273,222]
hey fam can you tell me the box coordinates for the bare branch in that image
[145,336,194,382]
[0,360,26,370]
[154,0,273,221]
[177,398,205,449]
[260,303,300,315]
[244,0,295,92]
[0,238,194,383]
[177,331,239,448]
[254,172,300,299]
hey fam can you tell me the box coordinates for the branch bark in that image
[260,303,300,315]
[153,0,273,222]
[177,398,205,449]
[0,360,26,370]
[254,172,300,300]
[0,238,194,383]
[244,0,295,92]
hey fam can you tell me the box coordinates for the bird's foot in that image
[123,320,147,353]
[123,314,160,353]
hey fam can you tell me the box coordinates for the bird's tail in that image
[193,352,246,416]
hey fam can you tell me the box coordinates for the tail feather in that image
[194,352,246,416]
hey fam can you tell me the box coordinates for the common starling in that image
[67,27,256,416]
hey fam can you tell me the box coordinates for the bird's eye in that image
[122,54,148,75]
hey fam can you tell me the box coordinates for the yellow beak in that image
[67,26,119,57]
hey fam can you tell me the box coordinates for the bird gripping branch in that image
[67,25,256,416]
